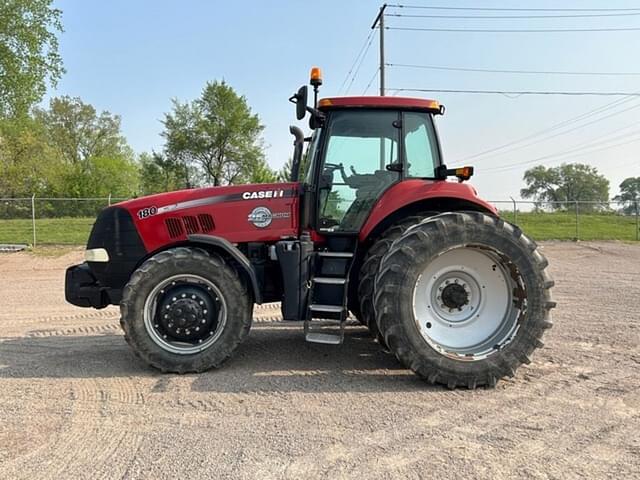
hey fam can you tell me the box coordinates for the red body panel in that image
[359,180,497,242]
[319,96,440,111]
[115,182,300,253]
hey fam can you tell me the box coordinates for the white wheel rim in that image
[143,274,227,355]
[412,246,522,360]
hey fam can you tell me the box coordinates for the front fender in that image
[187,234,263,304]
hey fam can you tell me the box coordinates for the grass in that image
[500,211,639,242]
[0,212,638,246]
[0,217,94,245]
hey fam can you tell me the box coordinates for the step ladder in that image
[304,241,356,345]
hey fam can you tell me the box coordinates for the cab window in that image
[403,112,440,178]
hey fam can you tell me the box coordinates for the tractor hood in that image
[113,182,300,252]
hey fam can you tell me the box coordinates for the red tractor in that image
[66,69,555,388]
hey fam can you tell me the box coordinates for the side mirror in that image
[289,86,308,120]
[435,165,474,182]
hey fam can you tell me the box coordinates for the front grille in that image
[165,218,184,238]
[198,214,215,232]
[183,216,199,234]
[165,214,215,238]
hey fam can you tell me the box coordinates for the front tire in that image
[374,212,555,389]
[120,247,252,373]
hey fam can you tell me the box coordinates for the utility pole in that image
[372,4,387,96]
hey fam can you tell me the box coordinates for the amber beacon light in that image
[310,67,323,87]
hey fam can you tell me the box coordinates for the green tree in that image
[34,96,131,167]
[0,115,62,196]
[613,177,640,214]
[0,0,65,117]
[139,151,188,195]
[277,158,293,182]
[246,158,277,184]
[520,163,610,211]
[162,80,265,186]
[34,96,138,198]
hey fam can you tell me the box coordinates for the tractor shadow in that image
[0,322,434,393]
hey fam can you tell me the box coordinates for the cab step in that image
[309,304,344,313]
[312,276,346,285]
[305,332,343,345]
[304,319,345,345]
[317,251,353,258]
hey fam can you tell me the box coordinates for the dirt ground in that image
[0,242,638,479]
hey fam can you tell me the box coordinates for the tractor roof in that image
[318,96,442,113]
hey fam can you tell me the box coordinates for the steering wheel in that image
[323,163,349,183]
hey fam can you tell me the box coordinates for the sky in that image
[49,0,640,201]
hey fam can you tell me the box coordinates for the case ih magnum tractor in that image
[66,69,555,388]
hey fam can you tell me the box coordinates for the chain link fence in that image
[0,196,126,246]
[0,196,638,246]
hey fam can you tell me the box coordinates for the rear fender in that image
[359,180,497,243]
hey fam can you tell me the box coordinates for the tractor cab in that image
[288,68,472,236]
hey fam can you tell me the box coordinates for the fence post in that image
[510,196,518,224]
[31,194,36,248]
[108,193,112,206]
[575,201,579,241]
[634,199,640,241]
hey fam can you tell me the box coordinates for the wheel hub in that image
[440,282,469,310]
[146,279,224,353]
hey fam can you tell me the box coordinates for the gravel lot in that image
[0,242,638,479]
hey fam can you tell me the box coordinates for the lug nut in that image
[181,293,186,298]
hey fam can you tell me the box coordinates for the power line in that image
[454,98,640,164]
[455,97,635,163]
[386,63,640,76]
[363,68,379,95]
[464,102,640,166]
[387,12,640,19]
[343,32,376,94]
[386,26,640,33]
[390,88,640,97]
[483,127,640,173]
[485,135,640,173]
[338,30,375,94]
[388,5,640,12]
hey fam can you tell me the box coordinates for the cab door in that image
[316,109,401,233]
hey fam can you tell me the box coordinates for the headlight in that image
[85,248,109,262]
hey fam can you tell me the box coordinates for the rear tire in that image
[120,247,252,373]
[357,214,434,342]
[374,212,555,389]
